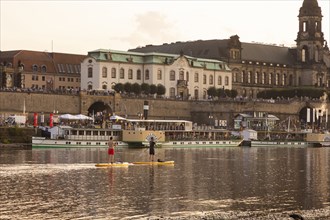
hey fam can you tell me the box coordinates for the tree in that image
[227,89,238,98]
[207,87,217,98]
[113,83,124,93]
[150,84,157,95]
[132,83,141,96]
[156,84,166,96]
[124,82,132,94]
[141,83,150,95]
[216,88,225,98]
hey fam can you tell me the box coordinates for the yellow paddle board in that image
[132,161,174,165]
[95,162,130,167]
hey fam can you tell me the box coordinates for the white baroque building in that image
[81,49,232,100]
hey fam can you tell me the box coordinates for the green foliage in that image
[141,83,150,95]
[124,82,132,93]
[208,87,238,98]
[150,84,157,95]
[207,87,217,97]
[113,83,124,93]
[226,89,238,98]
[257,88,328,99]
[131,83,141,95]
[156,84,166,96]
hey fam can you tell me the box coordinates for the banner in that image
[49,113,54,128]
[33,113,38,127]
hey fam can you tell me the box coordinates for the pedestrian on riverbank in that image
[149,137,155,162]
[108,137,116,163]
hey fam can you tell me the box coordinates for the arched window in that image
[137,69,141,80]
[145,69,150,80]
[186,71,189,82]
[170,87,175,98]
[194,89,199,100]
[128,69,133,79]
[303,21,307,32]
[203,75,206,84]
[120,68,125,79]
[282,74,286,86]
[225,76,229,85]
[88,67,93,78]
[302,49,306,62]
[302,46,308,63]
[102,85,107,90]
[179,71,184,80]
[170,70,175,81]
[41,65,47,73]
[32,64,38,72]
[209,75,213,85]
[254,72,258,84]
[157,69,162,80]
[275,73,280,85]
[194,72,199,82]
[218,76,222,85]
[262,72,266,84]
[111,68,116,78]
[247,71,251,83]
[268,73,272,85]
[88,84,93,90]
[315,46,320,62]
[203,90,207,99]
[102,67,107,78]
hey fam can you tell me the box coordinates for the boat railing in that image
[66,135,120,141]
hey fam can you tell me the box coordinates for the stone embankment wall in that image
[0,92,328,128]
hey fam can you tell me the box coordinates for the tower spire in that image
[296,0,324,63]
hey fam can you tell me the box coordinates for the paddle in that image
[137,147,149,158]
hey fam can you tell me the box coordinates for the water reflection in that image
[0,147,330,219]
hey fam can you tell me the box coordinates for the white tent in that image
[110,115,126,121]
[59,114,78,120]
[75,114,93,120]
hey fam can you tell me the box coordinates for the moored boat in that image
[32,118,242,148]
[32,125,126,148]
[122,119,242,148]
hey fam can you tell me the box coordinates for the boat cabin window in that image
[93,131,98,136]
[100,131,105,136]
[86,130,91,135]
[71,130,77,135]
[79,131,84,135]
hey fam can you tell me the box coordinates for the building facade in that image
[0,50,86,91]
[129,0,330,98]
[81,50,232,100]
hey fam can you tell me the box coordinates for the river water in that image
[0,147,330,220]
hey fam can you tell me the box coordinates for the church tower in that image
[296,0,325,64]
[296,0,328,87]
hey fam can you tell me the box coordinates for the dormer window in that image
[32,64,38,72]
[41,65,47,73]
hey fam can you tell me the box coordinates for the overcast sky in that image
[1,0,329,55]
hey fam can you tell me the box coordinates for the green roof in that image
[88,49,230,71]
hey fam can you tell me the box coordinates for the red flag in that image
[33,113,38,127]
[49,113,54,128]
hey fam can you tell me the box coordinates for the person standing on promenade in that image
[149,137,156,162]
[108,137,116,163]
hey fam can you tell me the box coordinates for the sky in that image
[1,0,329,55]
